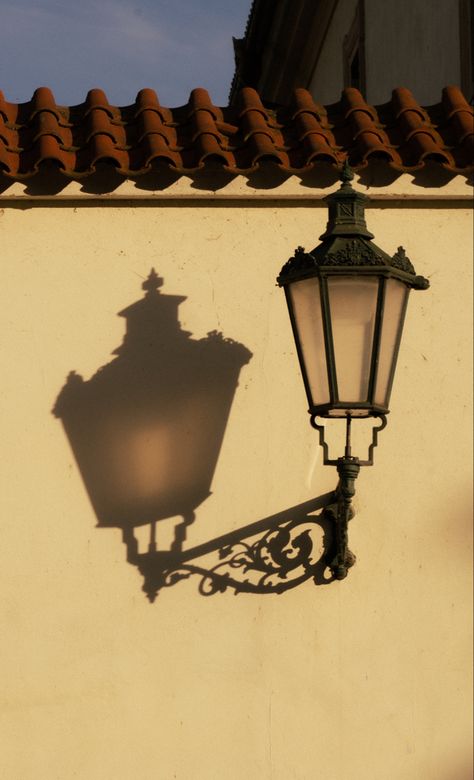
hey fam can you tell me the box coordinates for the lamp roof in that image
[277,167,429,290]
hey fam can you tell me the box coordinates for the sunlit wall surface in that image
[0,176,472,780]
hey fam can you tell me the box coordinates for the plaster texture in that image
[0,185,472,779]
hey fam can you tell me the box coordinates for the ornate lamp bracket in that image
[310,413,388,466]
[308,413,388,579]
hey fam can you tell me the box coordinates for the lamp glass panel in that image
[374,278,409,407]
[327,276,379,402]
[288,278,330,405]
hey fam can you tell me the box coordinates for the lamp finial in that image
[341,159,354,184]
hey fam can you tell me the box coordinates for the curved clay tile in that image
[391,87,426,120]
[142,133,181,169]
[91,134,128,169]
[246,132,288,168]
[30,87,64,121]
[442,85,473,124]
[405,132,454,167]
[441,86,473,170]
[85,108,124,144]
[33,111,72,147]
[186,89,231,167]
[293,109,339,163]
[188,88,221,121]
[134,89,172,123]
[0,146,17,176]
[0,117,17,148]
[237,87,271,121]
[75,133,128,173]
[21,135,75,175]
[296,110,329,140]
[286,89,339,168]
[391,88,453,167]
[137,109,177,146]
[241,107,279,144]
[291,88,325,120]
[0,90,17,124]
[191,108,224,144]
[352,112,399,164]
[339,88,398,166]
[302,133,339,166]
[193,133,234,168]
[84,89,117,119]
[341,88,378,121]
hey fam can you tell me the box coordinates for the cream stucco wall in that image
[0,180,472,780]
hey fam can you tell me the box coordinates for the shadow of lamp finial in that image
[142,267,164,294]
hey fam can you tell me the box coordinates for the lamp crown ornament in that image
[277,164,429,290]
[340,158,355,184]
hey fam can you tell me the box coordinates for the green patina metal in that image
[277,160,429,290]
[277,162,430,580]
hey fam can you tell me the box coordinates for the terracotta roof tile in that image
[0,91,16,123]
[0,117,17,149]
[441,85,474,169]
[289,89,339,168]
[0,86,471,181]
[30,86,64,121]
[134,88,172,123]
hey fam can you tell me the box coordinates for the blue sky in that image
[0,0,251,105]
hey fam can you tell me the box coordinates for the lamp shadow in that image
[53,270,339,601]
[53,269,252,555]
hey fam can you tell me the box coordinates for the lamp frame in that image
[278,162,429,421]
[276,162,429,580]
[284,267,412,419]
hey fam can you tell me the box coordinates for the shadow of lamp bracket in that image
[55,162,428,601]
[123,492,337,601]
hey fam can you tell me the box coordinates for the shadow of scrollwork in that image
[124,492,342,601]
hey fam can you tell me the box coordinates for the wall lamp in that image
[55,163,429,600]
[277,162,429,580]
